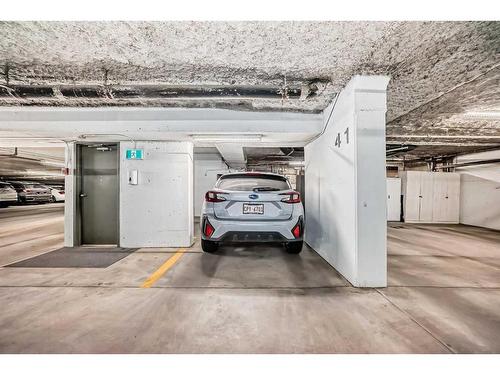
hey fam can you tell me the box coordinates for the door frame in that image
[75,143,120,246]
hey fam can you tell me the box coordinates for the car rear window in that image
[216,174,290,192]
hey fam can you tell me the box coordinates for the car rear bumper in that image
[24,195,52,202]
[0,196,17,203]
[211,231,299,243]
[201,214,303,242]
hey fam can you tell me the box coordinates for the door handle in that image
[80,193,87,198]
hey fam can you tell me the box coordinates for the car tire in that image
[285,241,303,254]
[201,239,219,253]
[51,196,56,203]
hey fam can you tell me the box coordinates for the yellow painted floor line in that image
[141,248,186,288]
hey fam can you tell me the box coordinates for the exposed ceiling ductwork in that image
[0,84,307,102]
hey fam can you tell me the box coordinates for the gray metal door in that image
[80,144,119,245]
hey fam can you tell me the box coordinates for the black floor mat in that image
[6,247,137,268]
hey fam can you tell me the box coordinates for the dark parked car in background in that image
[7,181,53,204]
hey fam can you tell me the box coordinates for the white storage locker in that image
[402,172,420,222]
[445,174,461,221]
[431,173,460,222]
[401,171,460,223]
[419,172,435,222]
[386,178,401,221]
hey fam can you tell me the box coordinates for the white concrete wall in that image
[119,141,194,248]
[305,76,389,287]
[194,153,229,217]
[460,174,500,230]
[457,150,500,231]
[456,150,500,181]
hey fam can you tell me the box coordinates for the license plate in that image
[243,203,264,215]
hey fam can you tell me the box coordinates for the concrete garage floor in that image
[0,206,499,353]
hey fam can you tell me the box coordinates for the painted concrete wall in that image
[305,75,389,287]
[194,153,229,217]
[460,174,500,230]
[119,141,194,248]
[457,151,500,231]
[456,150,500,181]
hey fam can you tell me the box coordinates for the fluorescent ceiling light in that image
[191,134,263,143]
[463,111,500,120]
[288,160,305,166]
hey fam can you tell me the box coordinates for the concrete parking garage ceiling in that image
[0,147,64,180]
[0,21,499,159]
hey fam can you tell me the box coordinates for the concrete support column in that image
[64,142,77,247]
[216,144,246,169]
[305,75,389,287]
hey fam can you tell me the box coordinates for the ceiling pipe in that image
[388,135,500,140]
[435,158,500,170]
[0,84,303,101]
[385,144,419,157]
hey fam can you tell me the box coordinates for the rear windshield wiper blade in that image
[253,187,280,192]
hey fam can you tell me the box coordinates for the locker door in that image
[403,172,421,222]
[387,178,401,221]
[445,173,460,223]
[432,173,449,222]
[419,172,434,222]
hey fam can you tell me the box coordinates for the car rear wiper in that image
[253,187,280,192]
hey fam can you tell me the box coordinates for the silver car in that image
[200,172,304,254]
[0,182,18,207]
[7,181,53,204]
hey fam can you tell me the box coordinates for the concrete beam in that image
[216,144,246,169]
[0,107,323,147]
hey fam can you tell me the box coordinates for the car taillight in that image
[291,217,303,239]
[203,219,215,238]
[205,191,226,203]
[280,192,301,204]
